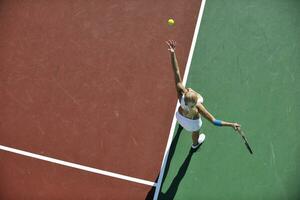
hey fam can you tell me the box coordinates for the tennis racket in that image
[236,128,253,154]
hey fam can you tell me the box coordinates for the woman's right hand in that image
[232,123,241,131]
[166,40,176,52]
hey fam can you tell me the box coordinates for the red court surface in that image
[0,150,151,199]
[0,1,201,199]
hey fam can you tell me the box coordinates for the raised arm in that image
[166,40,187,98]
[196,103,241,130]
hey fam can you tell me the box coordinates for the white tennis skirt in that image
[176,111,202,132]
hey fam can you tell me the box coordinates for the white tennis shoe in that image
[191,133,206,149]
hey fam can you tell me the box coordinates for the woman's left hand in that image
[166,40,176,52]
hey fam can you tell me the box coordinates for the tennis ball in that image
[168,18,175,26]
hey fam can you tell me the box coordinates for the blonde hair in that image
[184,91,198,104]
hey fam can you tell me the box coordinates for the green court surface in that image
[159,0,300,199]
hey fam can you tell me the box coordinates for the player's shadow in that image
[145,125,202,200]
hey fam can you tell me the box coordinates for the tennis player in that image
[166,40,241,149]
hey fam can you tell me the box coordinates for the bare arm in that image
[166,40,187,97]
[196,103,241,130]
[170,51,182,83]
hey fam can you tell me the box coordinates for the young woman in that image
[166,40,241,149]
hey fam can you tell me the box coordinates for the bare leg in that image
[192,131,200,145]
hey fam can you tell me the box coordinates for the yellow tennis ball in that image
[168,18,175,26]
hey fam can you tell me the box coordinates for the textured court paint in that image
[159,0,300,199]
[0,0,201,199]
[0,150,152,200]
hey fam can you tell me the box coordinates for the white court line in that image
[0,145,156,187]
[153,0,207,199]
